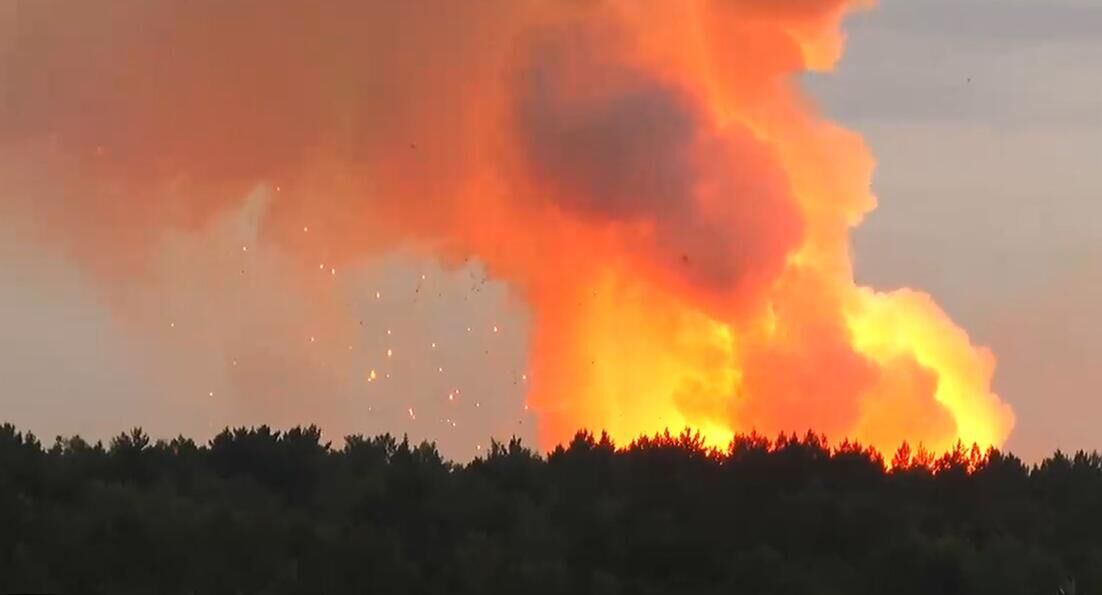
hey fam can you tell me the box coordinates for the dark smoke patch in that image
[516,37,699,220]
[512,27,804,301]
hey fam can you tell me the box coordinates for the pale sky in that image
[809,0,1102,460]
[1,0,1099,461]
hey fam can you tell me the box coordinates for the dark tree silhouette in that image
[0,421,1096,594]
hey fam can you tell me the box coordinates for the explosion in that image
[0,0,1014,454]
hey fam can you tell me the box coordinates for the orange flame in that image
[0,0,1014,455]
[500,0,1015,454]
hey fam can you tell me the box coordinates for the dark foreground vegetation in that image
[1,424,1099,594]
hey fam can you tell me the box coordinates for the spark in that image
[386,348,393,358]
[438,367,443,373]
[408,407,416,420]
[386,329,392,336]
[368,369,377,381]
[275,185,281,193]
[232,360,238,367]
[493,325,499,333]
[521,374,528,381]
[431,342,437,349]
[476,402,481,408]
[375,291,381,300]
[466,326,472,333]
[208,391,214,397]
[303,226,309,233]
[310,336,316,343]
[421,274,427,280]
[448,392,455,401]
[241,245,248,252]
[330,267,336,275]
[169,322,175,328]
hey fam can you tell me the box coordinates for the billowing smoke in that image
[0,0,1014,454]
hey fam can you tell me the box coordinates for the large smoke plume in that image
[0,0,1014,453]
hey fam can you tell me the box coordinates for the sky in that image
[808,0,1102,460]
[0,0,1099,461]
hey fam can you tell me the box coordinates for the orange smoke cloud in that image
[0,0,1013,454]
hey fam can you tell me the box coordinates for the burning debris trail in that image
[0,0,1013,454]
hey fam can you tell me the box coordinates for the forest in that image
[0,422,1098,594]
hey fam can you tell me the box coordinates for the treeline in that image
[1,423,1099,594]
